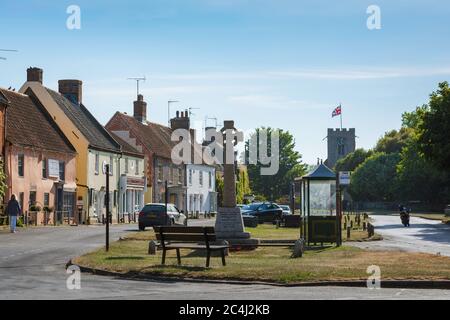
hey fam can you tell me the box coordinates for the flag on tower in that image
[332,105,342,117]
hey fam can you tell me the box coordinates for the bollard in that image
[367,223,374,237]
[291,239,305,258]
[347,226,351,239]
[148,240,158,255]
[350,220,353,229]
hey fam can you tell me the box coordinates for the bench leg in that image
[206,250,211,268]
[221,249,226,266]
[176,248,181,265]
[162,249,166,265]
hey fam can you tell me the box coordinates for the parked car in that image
[138,203,187,231]
[279,205,292,216]
[241,202,283,224]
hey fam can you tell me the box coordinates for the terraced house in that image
[107,131,146,221]
[106,94,187,211]
[1,87,77,224]
[20,68,122,224]
[107,98,217,215]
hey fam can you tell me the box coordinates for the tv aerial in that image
[127,76,146,97]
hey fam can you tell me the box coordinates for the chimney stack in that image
[133,94,147,123]
[27,67,43,84]
[170,109,190,131]
[58,79,83,105]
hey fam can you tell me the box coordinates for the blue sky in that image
[1,0,450,164]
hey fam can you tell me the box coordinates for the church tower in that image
[325,128,356,168]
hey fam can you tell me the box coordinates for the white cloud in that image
[228,94,329,110]
[149,66,450,81]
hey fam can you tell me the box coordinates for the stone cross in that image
[221,120,239,208]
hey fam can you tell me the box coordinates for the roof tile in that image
[2,88,76,154]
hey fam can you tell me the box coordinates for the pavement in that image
[351,215,450,257]
[0,218,449,300]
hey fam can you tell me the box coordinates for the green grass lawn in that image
[123,223,379,242]
[73,239,450,283]
[73,220,447,284]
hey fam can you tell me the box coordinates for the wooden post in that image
[105,164,110,252]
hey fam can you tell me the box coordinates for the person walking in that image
[5,194,21,233]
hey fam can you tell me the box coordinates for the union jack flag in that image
[332,105,342,117]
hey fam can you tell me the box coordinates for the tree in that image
[215,173,224,208]
[349,152,400,202]
[335,148,373,172]
[0,159,6,203]
[397,103,450,204]
[374,127,412,154]
[417,82,450,171]
[396,140,450,204]
[402,105,428,129]
[236,166,251,204]
[246,128,307,201]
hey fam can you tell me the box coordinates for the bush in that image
[43,206,54,213]
[16,216,24,227]
[29,205,41,212]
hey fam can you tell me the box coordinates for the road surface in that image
[353,215,450,257]
[0,221,449,300]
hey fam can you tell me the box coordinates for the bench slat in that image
[154,226,215,234]
[164,244,228,250]
[155,234,217,242]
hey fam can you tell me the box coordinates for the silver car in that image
[138,203,187,231]
[279,205,292,216]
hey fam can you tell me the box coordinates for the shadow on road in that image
[375,223,450,245]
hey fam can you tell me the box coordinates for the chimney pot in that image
[27,67,43,84]
[133,94,147,123]
[170,109,190,131]
[58,79,83,105]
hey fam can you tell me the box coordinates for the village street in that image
[351,215,450,257]
[1,219,449,300]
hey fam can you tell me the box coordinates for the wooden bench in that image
[153,226,228,267]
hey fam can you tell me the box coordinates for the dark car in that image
[138,203,187,231]
[241,202,283,224]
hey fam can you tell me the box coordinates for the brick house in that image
[106,95,188,211]
[1,87,77,224]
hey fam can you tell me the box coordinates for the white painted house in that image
[186,164,217,215]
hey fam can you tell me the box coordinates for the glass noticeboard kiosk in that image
[300,163,340,245]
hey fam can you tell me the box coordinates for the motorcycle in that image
[400,208,410,227]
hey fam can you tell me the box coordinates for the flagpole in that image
[340,103,343,130]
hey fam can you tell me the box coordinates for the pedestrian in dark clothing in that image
[5,194,21,233]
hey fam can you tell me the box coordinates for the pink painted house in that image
[1,87,77,224]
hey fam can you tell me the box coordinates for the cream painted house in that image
[20,68,122,224]
[108,131,146,221]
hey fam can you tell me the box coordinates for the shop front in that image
[119,175,146,222]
